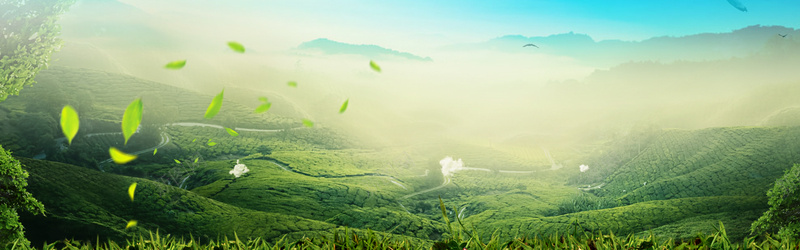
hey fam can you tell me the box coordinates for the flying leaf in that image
[122,98,143,145]
[204,89,224,119]
[339,99,349,114]
[153,148,157,155]
[726,0,747,11]
[174,159,181,164]
[192,138,197,143]
[228,41,245,53]
[302,119,314,128]
[287,81,297,87]
[164,60,186,69]
[258,97,268,103]
[194,158,198,163]
[128,182,137,202]
[109,147,137,164]
[208,142,217,146]
[369,60,381,72]
[254,103,271,113]
[126,220,137,229]
[60,105,79,145]
[225,127,239,137]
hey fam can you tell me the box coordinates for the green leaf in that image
[128,182,137,201]
[339,99,349,114]
[122,98,143,145]
[164,60,186,69]
[208,142,217,146]
[60,105,79,145]
[287,81,297,87]
[258,97,268,103]
[254,103,271,113]
[302,119,314,128]
[126,220,137,229]
[226,127,239,137]
[194,158,198,163]
[228,41,245,53]
[174,159,181,164]
[109,147,137,164]
[204,89,224,119]
[153,148,157,155]
[369,60,381,72]
[192,138,197,142]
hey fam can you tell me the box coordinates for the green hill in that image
[17,158,338,244]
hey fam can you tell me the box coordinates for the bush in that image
[0,145,45,249]
[751,163,800,239]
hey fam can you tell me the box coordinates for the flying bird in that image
[726,0,748,12]
[779,34,788,38]
[523,43,539,48]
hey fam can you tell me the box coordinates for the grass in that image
[11,217,800,250]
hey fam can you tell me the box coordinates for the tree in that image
[0,145,45,248]
[0,0,75,247]
[0,0,75,102]
[751,163,800,239]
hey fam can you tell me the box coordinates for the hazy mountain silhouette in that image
[296,38,433,61]
[447,25,799,67]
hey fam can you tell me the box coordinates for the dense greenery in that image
[752,163,800,239]
[1,0,75,248]
[0,146,44,249]
[0,0,74,102]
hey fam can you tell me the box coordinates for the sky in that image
[115,0,800,50]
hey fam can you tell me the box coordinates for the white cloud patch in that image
[440,156,465,176]
[580,164,589,172]
[229,159,250,178]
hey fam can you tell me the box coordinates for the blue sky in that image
[118,0,800,49]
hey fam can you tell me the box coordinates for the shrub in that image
[751,163,800,239]
[0,145,45,248]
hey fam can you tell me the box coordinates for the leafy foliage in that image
[204,89,224,120]
[0,146,44,249]
[0,0,75,102]
[121,98,143,145]
[227,41,245,53]
[164,60,187,69]
[752,163,800,239]
[59,105,79,145]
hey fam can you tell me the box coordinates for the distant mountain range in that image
[447,25,799,67]
[295,38,433,61]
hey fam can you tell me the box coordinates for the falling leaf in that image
[302,119,314,128]
[228,41,245,53]
[174,159,181,164]
[226,127,239,137]
[128,182,137,201]
[164,60,186,69]
[258,97,268,103]
[192,138,197,143]
[254,103,271,113]
[60,105,79,145]
[122,98,143,145]
[287,81,297,87]
[339,99,349,114]
[208,142,217,146]
[109,147,137,164]
[369,60,381,72]
[153,148,157,155]
[204,89,224,119]
[126,220,137,229]
[194,158,198,163]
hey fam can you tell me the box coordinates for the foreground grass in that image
[11,223,800,250]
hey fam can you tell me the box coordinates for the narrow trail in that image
[89,123,297,169]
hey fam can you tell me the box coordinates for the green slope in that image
[595,126,800,204]
[17,158,338,244]
[188,158,449,239]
